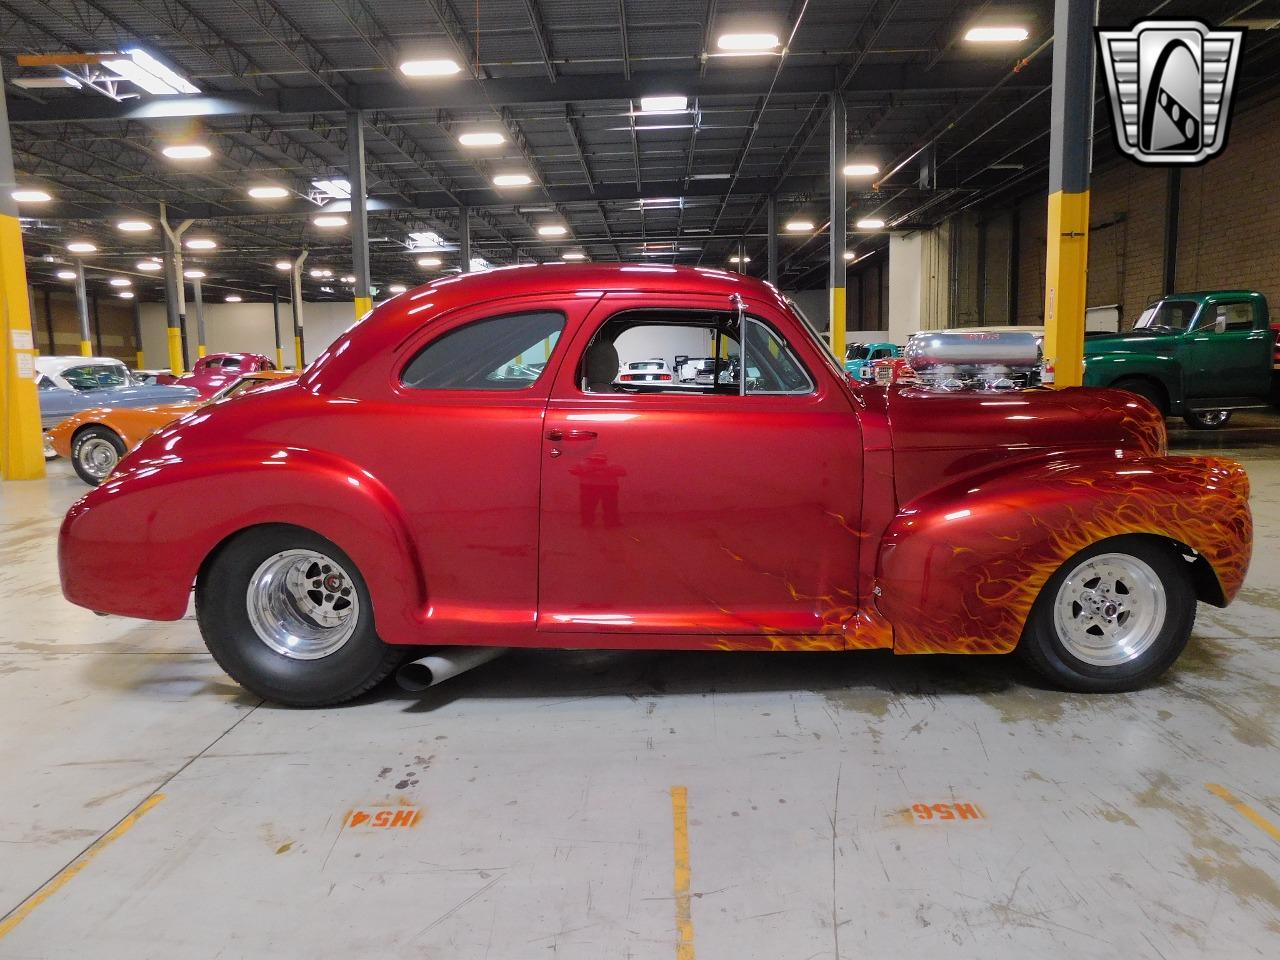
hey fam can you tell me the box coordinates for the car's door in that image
[537,293,864,645]
[1187,298,1271,399]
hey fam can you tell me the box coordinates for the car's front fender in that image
[1082,350,1182,397]
[876,454,1251,654]
[59,446,427,643]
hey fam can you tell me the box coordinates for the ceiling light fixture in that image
[109,277,131,287]
[117,220,152,232]
[136,260,162,271]
[458,131,506,147]
[313,215,347,228]
[118,290,135,299]
[561,252,587,261]
[715,32,780,53]
[785,219,815,232]
[855,218,886,230]
[66,242,97,254]
[964,26,1030,43]
[248,185,289,199]
[56,270,76,280]
[639,95,688,113]
[102,49,200,95]
[185,238,217,250]
[416,256,442,268]
[224,295,242,302]
[387,284,408,294]
[493,173,533,187]
[275,260,292,271]
[183,270,206,279]
[728,254,751,264]
[537,225,568,237]
[399,58,462,77]
[843,163,879,177]
[162,144,211,160]
[11,189,51,203]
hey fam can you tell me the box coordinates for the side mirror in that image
[1213,316,1227,334]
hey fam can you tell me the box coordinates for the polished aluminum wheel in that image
[76,437,120,480]
[1052,552,1167,667]
[246,549,359,659]
[1190,410,1231,428]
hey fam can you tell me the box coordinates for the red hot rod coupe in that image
[59,265,1252,706]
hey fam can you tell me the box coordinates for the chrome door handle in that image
[546,429,597,442]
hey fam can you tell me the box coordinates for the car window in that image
[219,357,243,368]
[37,374,58,390]
[1213,302,1255,331]
[742,318,814,394]
[401,310,564,390]
[1133,299,1198,332]
[61,363,130,390]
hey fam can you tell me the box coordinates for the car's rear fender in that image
[59,446,427,643]
[875,454,1251,654]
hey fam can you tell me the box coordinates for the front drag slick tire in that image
[1018,535,1196,692]
[196,526,401,707]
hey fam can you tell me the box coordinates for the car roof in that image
[35,356,127,375]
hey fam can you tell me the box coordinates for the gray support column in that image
[347,111,372,315]
[271,288,283,369]
[91,287,102,355]
[766,195,779,287]
[132,298,143,367]
[192,276,206,358]
[290,251,309,368]
[458,207,472,273]
[160,207,185,374]
[828,92,847,357]
[73,261,91,355]
[43,287,54,355]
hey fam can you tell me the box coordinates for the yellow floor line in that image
[0,793,166,940]
[671,785,695,960]
[1205,783,1280,844]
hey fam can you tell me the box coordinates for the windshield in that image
[209,376,270,402]
[1133,299,1198,332]
[61,363,132,391]
[631,361,664,370]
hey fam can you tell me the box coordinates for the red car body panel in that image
[58,265,1253,655]
[177,353,277,398]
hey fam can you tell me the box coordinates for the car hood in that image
[1083,329,1171,355]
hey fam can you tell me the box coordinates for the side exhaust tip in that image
[395,646,508,693]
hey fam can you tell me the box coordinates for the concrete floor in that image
[1,414,1279,960]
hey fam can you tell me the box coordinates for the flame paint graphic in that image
[880,455,1251,655]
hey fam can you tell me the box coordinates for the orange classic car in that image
[49,370,296,485]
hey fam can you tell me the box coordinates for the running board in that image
[1184,398,1269,412]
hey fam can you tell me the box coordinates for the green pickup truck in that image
[1083,290,1273,429]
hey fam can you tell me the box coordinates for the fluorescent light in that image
[843,163,879,177]
[639,95,688,113]
[224,295,242,303]
[162,144,211,160]
[56,271,76,280]
[248,185,289,199]
[313,215,347,228]
[493,173,533,187]
[965,26,1030,43]
[12,189,51,203]
[311,179,351,199]
[66,242,97,254]
[716,32,780,53]
[136,260,162,271]
[102,49,200,95]
[309,268,333,279]
[118,290,135,299]
[387,284,408,294]
[275,260,292,271]
[728,254,751,264]
[561,252,587,261]
[183,270,206,279]
[856,218,886,230]
[843,251,855,261]
[537,225,568,237]
[458,131,505,147]
[109,277,131,287]
[416,256,442,268]
[341,275,356,284]
[785,219,814,232]
[13,76,81,90]
[185,238,217,250]
[689,173,731,180]
[400,58,462,77]
[117,220,152,232]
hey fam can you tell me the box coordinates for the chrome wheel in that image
[1052,552,1167,667]
[246,549,360,659]
[76,437,120,480]
[1190,410,1231,428]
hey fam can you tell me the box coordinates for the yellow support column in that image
[829,286,847,361]
[1042,190,1091,387]
[0,56,44,480]
[1040,0,1096,388]
[828,90,847,360]
[354,296,372,319]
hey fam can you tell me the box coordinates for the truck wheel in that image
[70,426,126,486]
[196,525,402,707]
[1017,536,1195,692]
[1110,378,1167,415]
[1182,410,1232,430]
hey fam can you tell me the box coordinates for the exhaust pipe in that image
[395,646,508,692]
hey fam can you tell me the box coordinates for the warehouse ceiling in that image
[4,0,1279,302]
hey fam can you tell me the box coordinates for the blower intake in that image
[903,330,1043,392]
